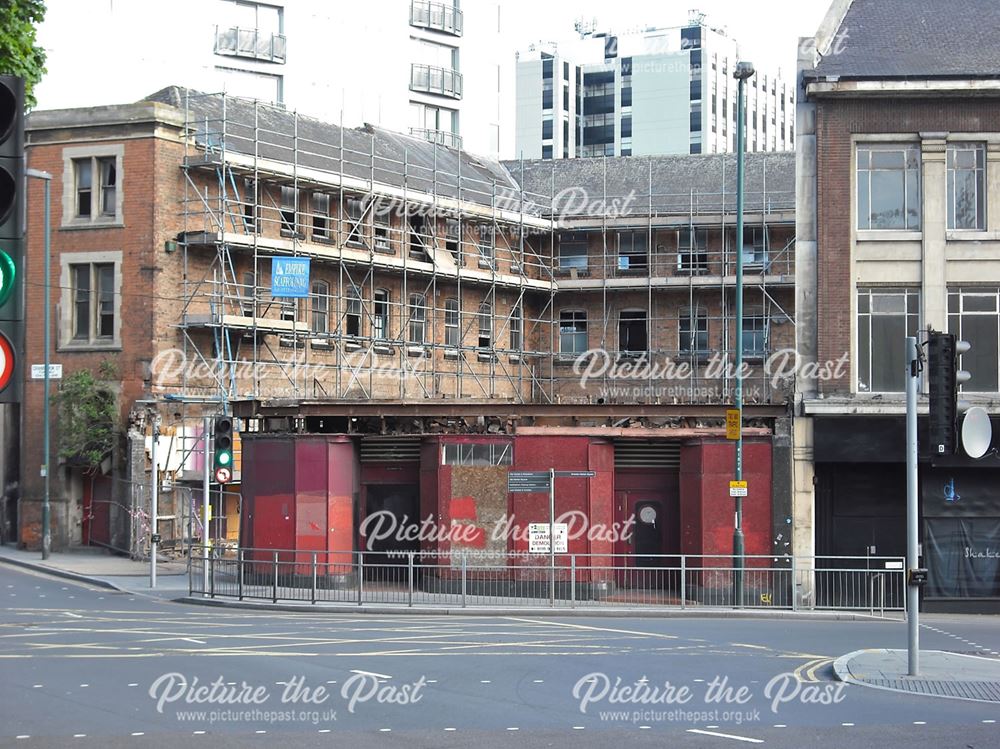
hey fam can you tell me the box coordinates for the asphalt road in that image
[1,564,998,748]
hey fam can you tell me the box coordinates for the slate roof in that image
[145,86,525,211]
[144,86,794,220]
[503,151,795,218]
[813,0,1000,80]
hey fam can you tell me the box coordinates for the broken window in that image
[478,302,492,348]
[679,307,708,355]
[280,185,298,235]
[345,284,362,337]
[617,230,648,272]
[559,310,587,355]
[408,293,426,344]
[678,228,709,273]
[618,309,648,356]
[373,289,390,340]
[312,193,330,241]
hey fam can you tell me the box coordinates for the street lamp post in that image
[26,168,52,560]
[732,61,755,607]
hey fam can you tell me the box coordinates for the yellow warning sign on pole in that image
[726,409,741,440]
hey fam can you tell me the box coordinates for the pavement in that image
[833,648,1000,703]
[0,544,189,597]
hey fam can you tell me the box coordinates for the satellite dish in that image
[961,406,992,459]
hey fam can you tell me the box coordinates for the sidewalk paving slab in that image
[833,648,1000,703]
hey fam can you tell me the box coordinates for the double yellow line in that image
[793,656,834,682]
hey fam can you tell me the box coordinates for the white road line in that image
[130,732,144,736]
[913,721,926,725]
[639,725,651,729]
[983,719,996,724]
[32,684,42,688]
[841,722,854,726]
[128,683,139,687]
[532,679,544,683]
[444,727,456,732]
[62,612,82,619]
[573,726,585,730]
[73,734,86,738]
[255,729,267,734]
[350,669,391,680]
[687,728,763,744]
[318,729,331,733]
[480,679,492,683]
[16,737,29,740]
[79,684,89,688]
[379,728,391,732]
[773,724,787,728]
[506,727,519,731]
[193,730,206,735]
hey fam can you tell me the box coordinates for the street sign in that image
[215,466,232,484]
[729,480,748,497]
[553,471,596,478]
[30,363,62,380]
[726,409,741,440]
[0,334,13,393]
[528,522,567,553]
[508,470,551,493]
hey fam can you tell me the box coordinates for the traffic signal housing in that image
[927,332,971,455]
[213,416,234,470]
[0,75,24,403]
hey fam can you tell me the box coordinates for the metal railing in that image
[190,547,905,614]
[410,63,463,99]
[214,25,287,63]
[409,0,463,35]
[410,127,463,149]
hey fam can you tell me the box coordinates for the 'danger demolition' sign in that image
[271,257,311,298]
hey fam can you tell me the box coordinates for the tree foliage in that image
[0,0,47,108]
[52,361,118,470]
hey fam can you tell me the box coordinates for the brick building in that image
[16,86,795,598]
[795,0,1000,610]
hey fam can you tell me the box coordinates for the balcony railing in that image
[409,0,463,35]
[410,63,463,99]
[410,127,463,149]
[214,25,287,63]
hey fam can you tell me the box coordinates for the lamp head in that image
[733,61,756,81]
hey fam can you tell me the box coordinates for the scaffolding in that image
[168,90,796,414]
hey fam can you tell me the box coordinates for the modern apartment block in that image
[515,15,794,159]
[795,0,1000,610]
[34,0,509,157]
[14,87,794,600]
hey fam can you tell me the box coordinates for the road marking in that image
[639,725,651,729]
[841,722,854,726]
[983,720,996,724]
[687,728,763,744]
[131,732,144,736]
[318,729,331,733]
[773,724,786,728]
[379,728,391,732]
[573,726,585,730]
[481,680,492,683]
[444,727,456,732]
[730,643,769,650]
[504,617,678,640]
[32,684,42,688]
[506,727,519,731]
[73,734,86,738]
[350,669,391,680]
[255,729,267,734]
[62,612,83,619]
[913,721,926,725]
[533,679,544,683]
[16,736,29,740]
[193,730,206,735]
[79,684,89,687]
[128,683,139,687]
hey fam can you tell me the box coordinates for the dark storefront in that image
[815,415,1000,612]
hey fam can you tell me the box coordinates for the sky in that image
[502,0,833,80]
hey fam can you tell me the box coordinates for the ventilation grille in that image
[359,437,422,463]
[614,440,681,469]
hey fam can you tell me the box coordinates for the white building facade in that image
[34,0,511,157]
[515,18,794,159]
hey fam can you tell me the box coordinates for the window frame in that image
[678,306,709,356]
[62,145,125,227]
[947,287,999,393]
[408,293,427,344]
[59,251,123,350]
[856,287,921,394]
[946,142,987,232]
[444,297,460,347]
[310,280,330,336]
[856,142,922,232]
[559,309,588,356]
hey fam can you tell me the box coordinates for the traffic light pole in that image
[905,336,919,675]
[203,415,211,595]
[150,415,159,589]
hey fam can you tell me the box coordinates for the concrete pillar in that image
[921,134,948,333]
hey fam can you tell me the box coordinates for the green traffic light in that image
[0,250,13,307]
[217,450,232,466]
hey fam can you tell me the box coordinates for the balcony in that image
[410,127,463,149]
[409,0,463,36]
[214,25,287,63]
[410,63,463,99]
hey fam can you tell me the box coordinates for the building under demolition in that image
[16,88,795,584]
